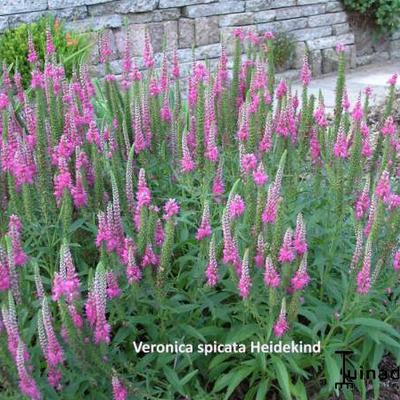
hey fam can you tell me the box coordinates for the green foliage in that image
[342,0,400,34]
[0,16,90,87]
[272,31,295,69]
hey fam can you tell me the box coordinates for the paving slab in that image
[291,61,400,111]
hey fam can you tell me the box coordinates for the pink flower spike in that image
[291,255,310,291]
[253,163,268,186]
[112,376,128,400]
[264,256,280,288]
[205,236,218,287]
[196,201,212,241]
[163,199,179,220]
[238,250,251,299]
[393,250,400,271]
[228,194,245,219]
[273,300,288,338]
[356,240,371,295]
[278,228,295,264]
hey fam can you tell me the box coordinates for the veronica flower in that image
[254,234,265,268]
[355,178,370,219]
[0,246,10,291]
[196,201,212,241]
[112,376,128,400]
[16,339,41,400]
[274,300,288,338]
[228,194,245,219]
[163,199,179,220]
[8,215,27,267]
[293,214,307,255]
[278,228,295,264]
[264,256,280,288]
[241,153,257,174]
[205,236,218,287]
[375,170,391,202]
[106,272,121,299]
[291,255,310,291]
[393,250,400,271]
[93,264,111,344]
[356,240,371,294]
[238,249,251,299]
[333,126,349,158]
[300,54,311,87]
[381,116,396,136]
[253,162,268,186]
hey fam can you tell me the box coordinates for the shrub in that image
[271,31,295,69]
[0,27,400,399]
[0,16,90,87]
[342,0,400,34]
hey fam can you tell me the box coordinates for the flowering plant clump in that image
[0,26,400,399]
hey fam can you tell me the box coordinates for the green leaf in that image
[272,356,292,400]
[163,366,186,396]
[223,367,254,400]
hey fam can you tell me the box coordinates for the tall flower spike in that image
[16,339,41,400]
[291,254,310,291]
[293,214,307,255]
[356,239,372,294]
[112,376,128,400]
[333,124,349,159]
[137,168,151,208]
[143,29,154,69]
[264,256,280,288]
[0,245,10,291]
[254,234,265,268]
[300,54,311,87]
[238,249,251,299]
[205,235,218,287]
[355,176,370,220]
[350,226,363,272]
[27,31,38,64]
[196,201,212,240]
[42,297,64,367]
[181,130,196,173]
[93,263,110,344]
[126,241,141,283]
[8,215,27,267]
[278,228,295,264]
[274,299,288,338]
[33,263,45,300]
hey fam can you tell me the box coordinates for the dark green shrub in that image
[0,16,91,87]
[272,31,295,69]
[342,0,400,35]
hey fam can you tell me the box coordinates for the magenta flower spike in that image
[112,376,128,400]
[136,168,151,208]
[163,199,180,220]
[8,215,27,267]
[42,297,64,367]
[238,249,251,299]
[0,246,10,291]
[93,264,111,344]
[205,235,218,287]
[27,31,38,64]
[375,170,391,202]
[290,255,310,291]
[181,130,196,173]
[393,250,400,271]
[350,227,363,272]
[355,177,370,220]
[356,239,372,295]
[125,241,141,283]
[228,194,245,219]
[278,228,295,264]
[264,256,280,288]
[293,213,307,255]
[273,299,288,338]
[196,201,212,241]
[333,125,349,159]
[143,29,154,69]
[300,54,311,87]
[16,339,41,400]
[254,234,265,268]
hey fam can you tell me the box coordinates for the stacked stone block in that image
[0,0,398,79]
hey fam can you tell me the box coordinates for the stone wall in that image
[0,0,397,78]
